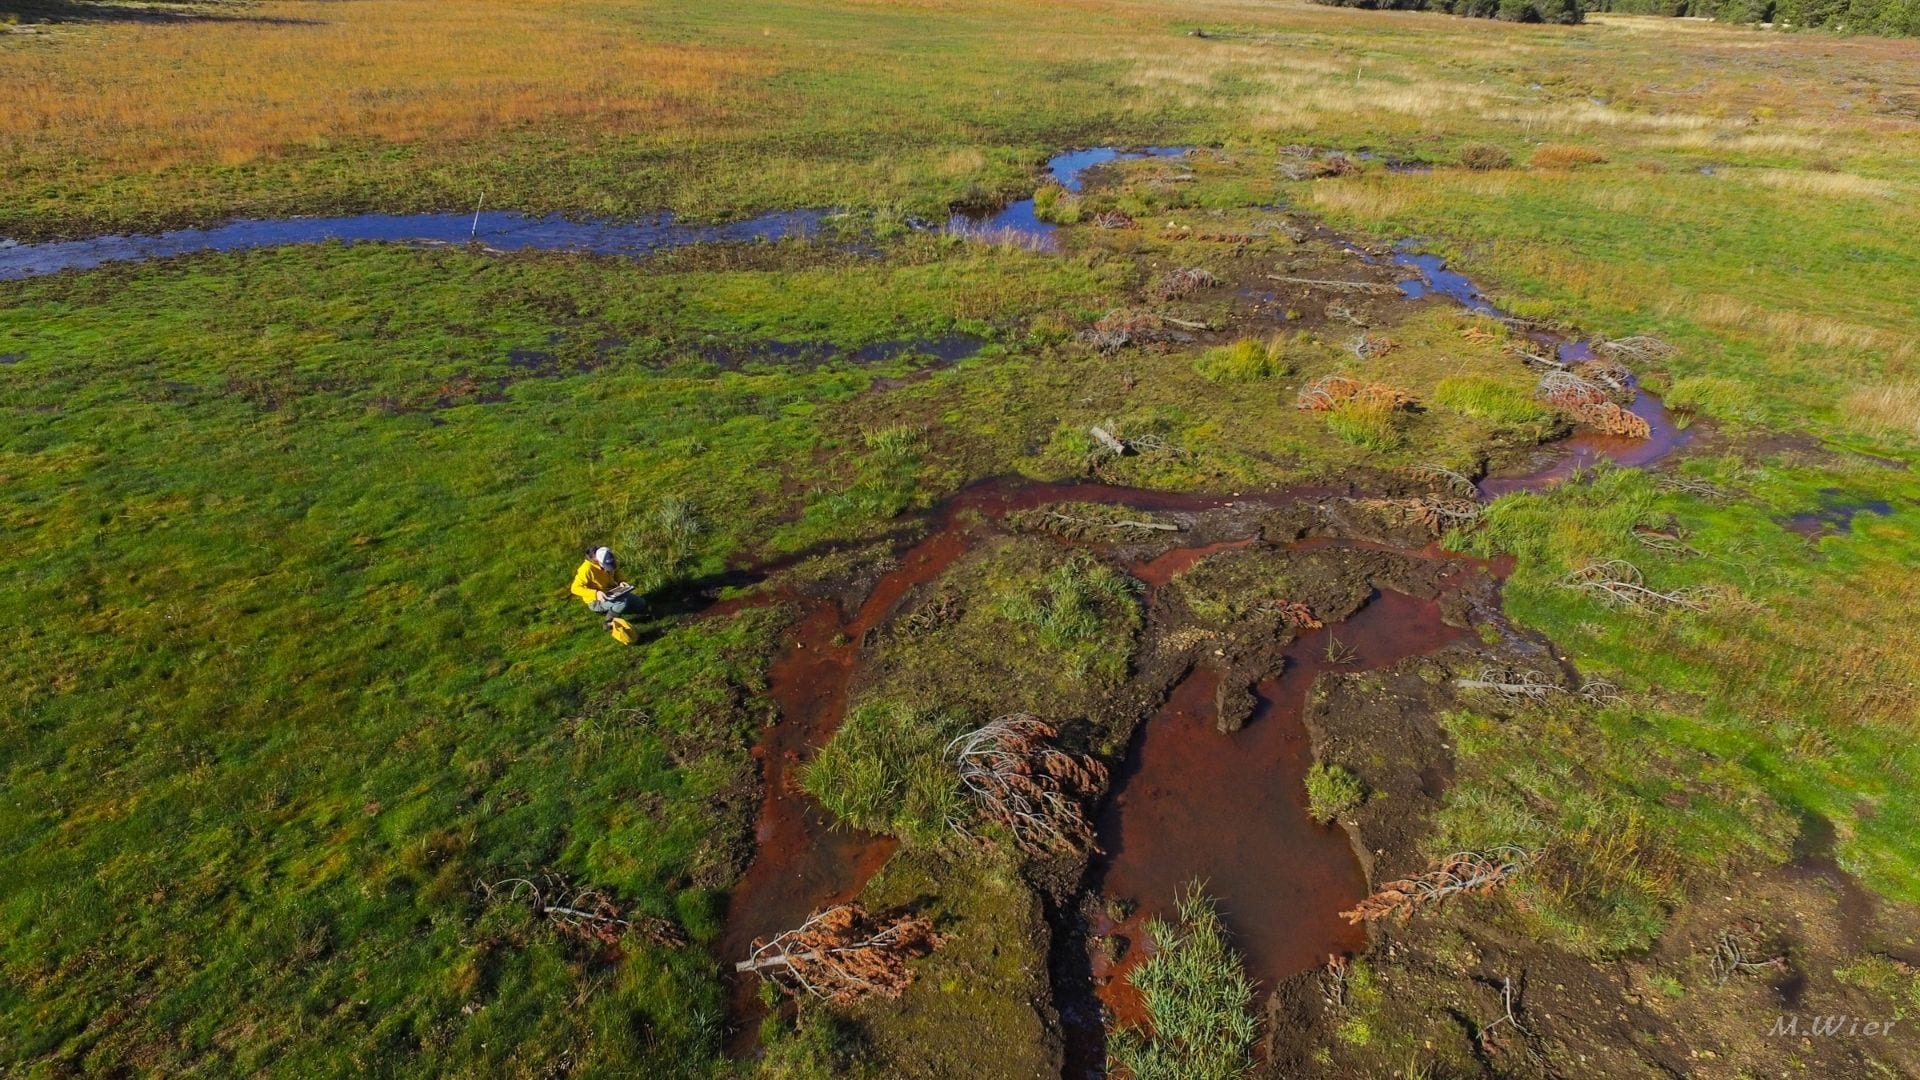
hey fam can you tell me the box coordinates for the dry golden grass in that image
[1528,144,1608,169]
[1745,168,1898,200]
[1842,382,1920,441]
[1306,179,1417,218]
[1684,294,1907,357]
[0,0,771,170]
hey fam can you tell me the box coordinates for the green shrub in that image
[1108,886,1258,1080]
[1326,396,1405,451]
[802,701,968,847]
[1433,374,1551,426]
[1305,762,1365,823]
[1193,336,1292,383]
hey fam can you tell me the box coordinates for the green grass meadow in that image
[2,0,1919,1076]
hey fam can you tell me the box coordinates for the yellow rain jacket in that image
[570,558,618,606]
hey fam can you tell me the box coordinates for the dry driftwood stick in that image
[1041,511,1178,533]
[1266,275,1402,294]
[1158,315,1212,330]
[1090,426,1129,455]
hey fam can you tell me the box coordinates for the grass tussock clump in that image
[1150,267,1220,302]
[1032,183,1082,225]
[1328,399,1405,449]
[1109,886,1258,1080]
[1432,373,1551,426]
[1305,762,1365,824]
[1193,335,1293,383]
[1327,395,1407,451]
[997,554,1138,681]
[802,701,969,848]
[1528,144,1608,170]
[1457,143,1514,171]
[1296,375,1416,451]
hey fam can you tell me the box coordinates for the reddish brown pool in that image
[1085,588,1471,1033]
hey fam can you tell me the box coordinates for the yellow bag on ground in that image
[607,617,638,645]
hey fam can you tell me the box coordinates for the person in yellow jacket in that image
[571,546,645,617]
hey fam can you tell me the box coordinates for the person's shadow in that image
[643,568,775,620]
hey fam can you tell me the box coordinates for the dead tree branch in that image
[1322,953,1350,1009]
[1342,846,1533,924]
[1508,344,1567,369]
[1266,274,1401,294]
[1348,332,1396,360]
[1352,493,1481,533]
[1597,335,1676,364]
[1578,678,1623,706]
[1150,267,1220,301]
[478,874,685,947]
[1537,370,1650,438]
[1409,463,1480,499]
[1560,560,1713,612]
[1654,474,1728,501]
[1127,433,1192,459]
[1633,525,1701,557]
[1574,357,1634,393]
[1477,974,1539,1064]
[1260,598,1324,630]
[1710,927,1788,986]
[736,904,942,1004]
[1456,667,1622,707]
[1454,667,1563,703]
[947,715,1107,857]
[1039,510,1179,534]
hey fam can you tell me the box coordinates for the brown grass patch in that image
[1841,382,1920,441]
[1528,144,1609,170]
[0,0,769,173]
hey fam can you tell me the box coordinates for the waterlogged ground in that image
[5,7,1920,1078]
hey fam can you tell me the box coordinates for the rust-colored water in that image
[1131,538,1258,588]
[1482,385,1691,497]
[717,521,976,1045]
[1073,588,1471,1067]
